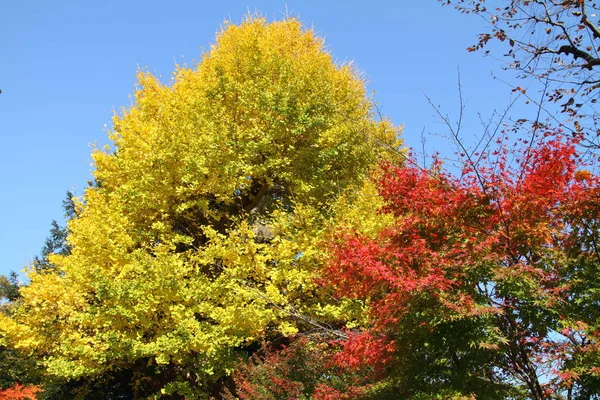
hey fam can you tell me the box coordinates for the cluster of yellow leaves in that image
[0,15,401,395]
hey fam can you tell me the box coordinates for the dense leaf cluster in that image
[0,15,400,400]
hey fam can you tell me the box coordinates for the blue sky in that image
[0,1,528,277]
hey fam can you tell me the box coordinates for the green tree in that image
[32,191,75,272]
[0,273,19,305]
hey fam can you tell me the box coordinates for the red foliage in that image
[330,330,394,376]
[225,337,373,400]
[323,136,600,397]
[0,384,42,400]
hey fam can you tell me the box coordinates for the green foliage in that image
[0,273,19,304]
[32,191,75,272]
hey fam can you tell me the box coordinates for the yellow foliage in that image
[1,14,402,395]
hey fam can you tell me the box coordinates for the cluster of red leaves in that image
[0,384,41,400]
[330,330,394,376]
[323,137,600,398]
[225,337,372,400]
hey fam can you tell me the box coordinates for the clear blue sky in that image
[0,1,528,277]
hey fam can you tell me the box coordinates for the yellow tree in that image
[1,15,400,399]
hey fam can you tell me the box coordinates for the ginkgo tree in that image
[0,15,400,399]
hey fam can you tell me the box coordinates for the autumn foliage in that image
[223,337,372,400]
[0,384,41,400]
[323,136,600,399]
[2,7,600,400]
[0,15,400,398]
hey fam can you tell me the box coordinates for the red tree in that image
[324,136,600,399]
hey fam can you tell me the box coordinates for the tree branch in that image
[581,0,600,39]
[557,45,600,69]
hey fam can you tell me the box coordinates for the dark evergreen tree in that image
[32,191,75,271]
[0,271,19,303]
